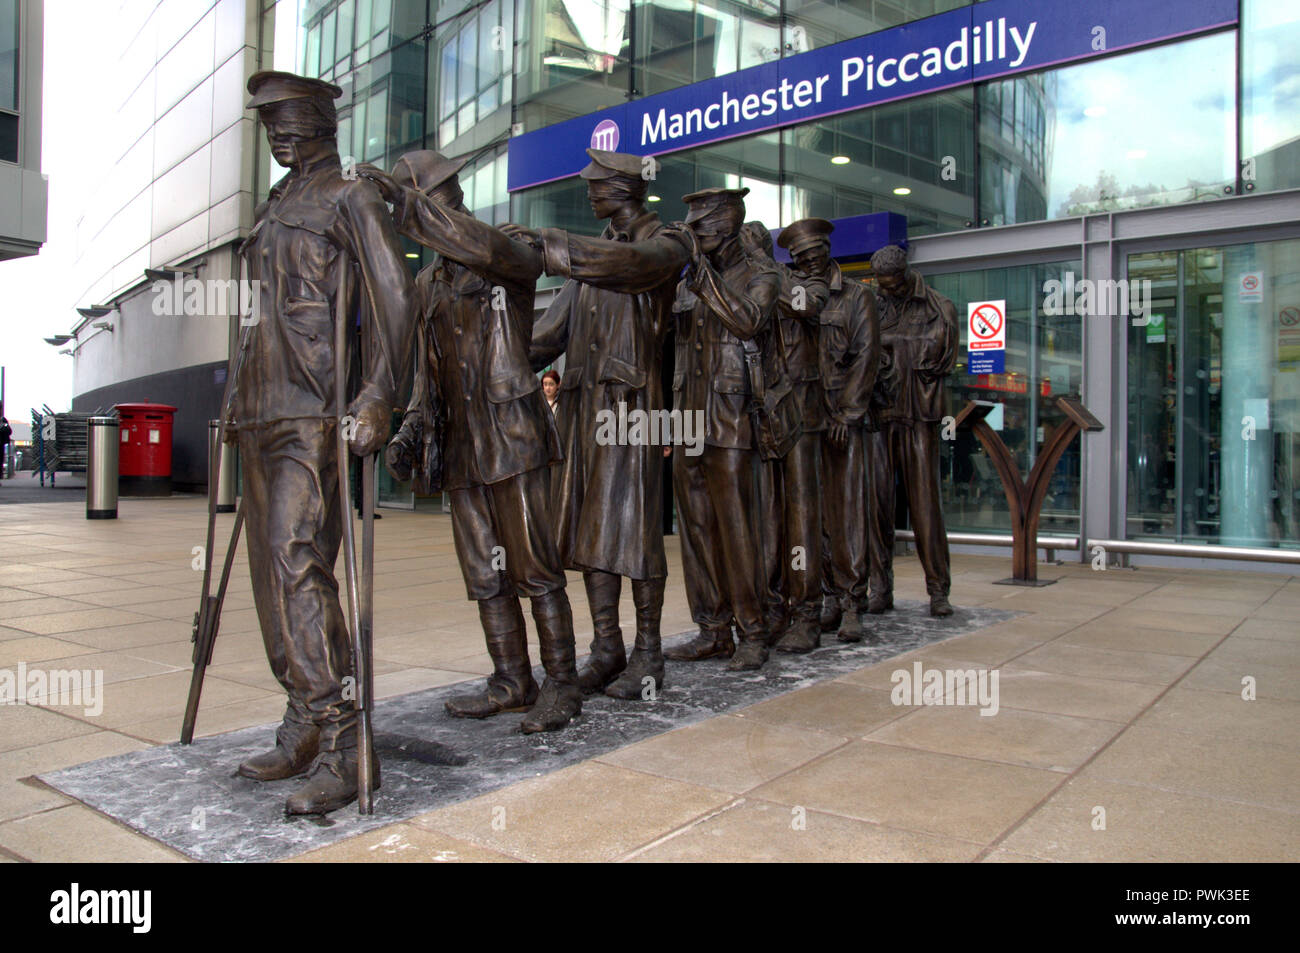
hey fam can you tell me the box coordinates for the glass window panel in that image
[364,86,387,160]
[1127,238,1300,549]
[321,11,336,74]
[458,21,477,103]
[517,0,631,132]
[785,0,971,52]
[336,115,353,162]
[928,260,1085,536]
[0,111,17,164]
[304,23,321,77]
[335,0,354,66]
[352,98,366,158]
[980,31,1236,226]
[371,0,391,38]
[439,29,459,119]
[456,100,475,137]
[1242,0,1300,193]
[390,0,425,44]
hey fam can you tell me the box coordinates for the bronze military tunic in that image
[867,270,958,599]
[235,150,414,752]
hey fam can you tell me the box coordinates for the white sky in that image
[0,1,114,434]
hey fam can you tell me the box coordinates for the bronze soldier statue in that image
[233,72,414,814]
[759,226,829,653]
[373,151,582,733]
[866,244,958,617]
[776,220,881,642]
[524,149,692,699]
[664,189,782,671]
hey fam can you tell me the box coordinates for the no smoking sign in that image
[967,299,1006,375]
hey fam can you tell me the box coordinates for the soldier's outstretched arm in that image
[538,227,690,295]
[779,268,829,324]
[395,188,542,292]
[340,181,417,453]
[529,279,576,372]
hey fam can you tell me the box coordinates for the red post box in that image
[114,402,178,496]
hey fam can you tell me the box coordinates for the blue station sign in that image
[507,0,1237,191]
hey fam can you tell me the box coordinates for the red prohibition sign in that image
[1280,307,1300,327]
[1242,275,1260,292]
[970,303,1003,339]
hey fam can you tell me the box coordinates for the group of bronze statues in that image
[219,71,958,815]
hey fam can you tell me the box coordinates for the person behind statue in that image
[520,149,693,699]
[664,188,782,670]
[866,243,958,618]
[371,150,581,733]
[541,369,560,417]
[232,72,415,814]
[776,220,881,642]
[756,223,830,653]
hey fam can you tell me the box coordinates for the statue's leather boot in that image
[520,591,582,734]
[238,720,319,781]
[664,626,735,661]
[727,632,769,671]
[764,604,789,647]
[819,595,843,633]
[606,577,666,700]
[867,590,894,614]
[837,596,866,643]
[930,593,954,617]
[775,608,821,654]
[445,595,538,718]
[577,571,627,695]
[284,748,381,816]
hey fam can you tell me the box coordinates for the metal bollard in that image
[208,420,237,513]
[87,416,120,519]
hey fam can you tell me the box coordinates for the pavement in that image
[0,495,1296,863]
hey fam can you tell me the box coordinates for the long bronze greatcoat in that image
[397,195,560,490]
[874,270,958,424]
[529,212,690,580]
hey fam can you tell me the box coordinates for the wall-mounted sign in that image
[968,299,1006,375]
[507,0,1237,191]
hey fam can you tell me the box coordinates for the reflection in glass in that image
[515,0,632,132]
[1127,240,1300,549]
[1242,0,1300,193]
[782,89,974,237]
[980,31,1235,226]
[926,261,1084,536]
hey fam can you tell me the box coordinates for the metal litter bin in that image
[208,420,237,513]
[87,416,120,519]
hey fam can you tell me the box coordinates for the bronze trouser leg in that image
[704,446,766,642]
[582,570,624,650]
[758,456,786,626]
[903,420,951,596]
[477,594,534,699]
[450,468,567,600]
[822,427,868,606]
[240,421,353,752]
[672,448,728,633]
[866,425,897,600]
[782,431,823,622]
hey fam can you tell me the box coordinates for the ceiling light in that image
[405,253,420,259]
[893,187,912,196]
[830,155,850,165]
[647,195,661,202]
